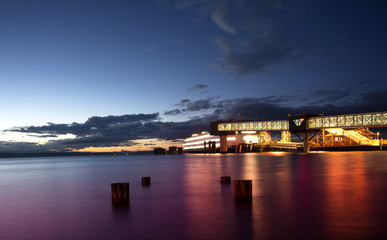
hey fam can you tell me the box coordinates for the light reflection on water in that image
[0,152,387,239]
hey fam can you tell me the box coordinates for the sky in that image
[1,0,387,153]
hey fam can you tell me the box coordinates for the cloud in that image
[164,109,182,116]
[7,113,162,150]
[212,21,305,76]
[12,113,159,136]
[166,97,218,115]
[212,89,387,121]
[165,97,215,116]
[186,84,208,94]
[175,99,190,106]
[165,85,387,121]
[211,0,236,34]
[4,112,210,152]
[308,89,352,105]
[176,0,313,76]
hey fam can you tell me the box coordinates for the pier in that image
[210,111,387,153]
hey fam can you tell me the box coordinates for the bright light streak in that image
[243,135,258,143]
[267,152,288,156]
[184,143,220,150]
[184,134,216,142]
[241,131,256,134]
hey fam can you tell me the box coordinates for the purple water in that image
[1,152,387,240]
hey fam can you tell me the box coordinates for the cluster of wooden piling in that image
[204,141,216,153]
[112,176,252,203]
[154,148,166,155]
[154,147,183,155]
[111,182,130,202]
[168,146,183,155]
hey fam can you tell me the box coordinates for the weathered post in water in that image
[142,176,151,186]
[111,182,130,202]
[234,180,252,199]
[220,176,231,183]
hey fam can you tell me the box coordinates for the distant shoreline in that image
[0,151,153,158]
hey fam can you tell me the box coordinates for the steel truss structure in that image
[217,120,288,132]
[217,111,387,133]
[308,111,387,129]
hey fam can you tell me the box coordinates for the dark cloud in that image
[308,90,352,105]
[212,89,387,121]
[213,29,305,76]
[173,99,190,107]
[186,99,213,111]
[359,89,387,111]
[6,113,163,151]
[12,113,159,136]
[4,112,210,152]
[357,79,378,86]
[28,134,58,138]
[167,97,217,114]
[164,109,182,116]
[186,84,208,94]
[177,0,313,77]
[167,87,387,121]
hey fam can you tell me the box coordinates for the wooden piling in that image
[154,147,166,155]
[142,176,151,186]
[220,176,231,183]
[111,182,129,202]
[234,180,252,199]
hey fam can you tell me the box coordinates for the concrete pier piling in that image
[111,182,130,202]
[220,176,231,183]
[234,180,252,199]
[142,176,151,186]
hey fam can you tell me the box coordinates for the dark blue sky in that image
[1,0,387,152]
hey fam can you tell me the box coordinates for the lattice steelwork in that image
[308,111,387,129]
[218,120,289,132]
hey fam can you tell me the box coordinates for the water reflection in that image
[234,199,254,240]
[1,153,387,239]
[322,152,373,239]
[182,155,237,239]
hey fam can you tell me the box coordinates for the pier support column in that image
[212,141,216,153]
[220,135,228,153]
[303,132,310,153]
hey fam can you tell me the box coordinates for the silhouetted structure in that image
[154,147,166,155]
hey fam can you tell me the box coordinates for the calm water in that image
[1,152,387,240]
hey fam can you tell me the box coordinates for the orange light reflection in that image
[323,152,371,238]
